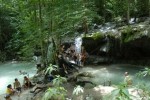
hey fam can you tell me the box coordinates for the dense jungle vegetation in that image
[1,1,150,100]
[0,0,150,62]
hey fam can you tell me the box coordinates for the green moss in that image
[121,25,148,43]
[90,32,104,40]
[121,26,142,43]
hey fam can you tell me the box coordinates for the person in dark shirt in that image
[57,54,68,76]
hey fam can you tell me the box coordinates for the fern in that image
[42,87,67,100]
[52,75,67,86]
[45,64,58,75]
[111,83,131,100]
[73,85,84,96]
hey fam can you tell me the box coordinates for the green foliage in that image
[111,83,131,100]
[90,32,104,40]
[135,68,150,99]
[42,86,67,100]
[137,0,149,16]
[136,67,150,77]
[1,0,150,61]
[45,64,58,75]
[136,83,150,99]
[73,85,84,96]
[92,16,105,24]
[121,26,134,43]
[4,0,98,61]
[0,1,18,59]
[0,51,6,62]
[52,75,67,87]
[42,75,67,100]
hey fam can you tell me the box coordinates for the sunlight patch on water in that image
[0,77,8,89]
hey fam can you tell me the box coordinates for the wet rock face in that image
[82,31,150,60]
[122,36,150,59]
[81,18,150,61]
[82,37,106,56]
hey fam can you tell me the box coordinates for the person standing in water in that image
[124,72,132,86]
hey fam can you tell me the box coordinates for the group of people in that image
[60,44,89,67]
[56,44,89,76]
[5,76,33,100]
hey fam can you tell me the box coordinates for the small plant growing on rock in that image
[136,83,150,100]
[73,85,84,100]
[42,75,67,100]
[91,32,104,40]
[136,68,150,99]
[111,83,131,100]
[45,64,58,75]
[52,75,67,86]
[42,86,67,100]
[136,67,150,77]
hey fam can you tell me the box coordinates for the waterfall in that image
[100,36,110,52]
[47,42,54,63]
[75,37,82,54]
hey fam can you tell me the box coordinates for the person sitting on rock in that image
[23,76,33,89]
[5,84,15,100]
[57,54,68,76]
[13,78,21,95]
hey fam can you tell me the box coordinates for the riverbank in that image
[0,63,150,100]
[0,83,145,100]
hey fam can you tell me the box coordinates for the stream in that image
[0,61,36,95]
[79,64,150,87]
[0,61,150,98]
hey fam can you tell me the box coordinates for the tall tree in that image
[126,0,130,24]
[6,0,96,63]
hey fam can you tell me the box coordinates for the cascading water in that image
[75,37,82,54]
[47,42,54,63]
[100,36,110,52]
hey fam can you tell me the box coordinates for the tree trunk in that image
[149,0,150,17]
[127,0,130,25]
[83,0,88,37]
[38,0,45,64]
[83,18,88,37]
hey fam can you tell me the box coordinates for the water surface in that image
[0,62,36,94]
[80,64,150,86]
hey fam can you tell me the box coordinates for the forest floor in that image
[0,84,142,100]
[0,63,148,100]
